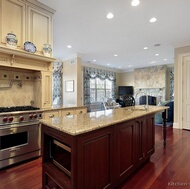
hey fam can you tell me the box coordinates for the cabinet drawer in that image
[44,111,60,120]
[61,110,75,116]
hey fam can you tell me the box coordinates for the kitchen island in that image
[40,105,168,189]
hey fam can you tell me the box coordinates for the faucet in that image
[135,91,149,111]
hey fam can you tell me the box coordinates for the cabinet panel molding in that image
[27,6,53,52]
[0,0,26,47]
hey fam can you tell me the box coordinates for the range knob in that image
[33,114,38,119]
[9,116,14,122]
[29,114,33,119]
[3,117,8,123]
[19,116,24,122]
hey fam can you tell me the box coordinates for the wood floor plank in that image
[0,126,190,189]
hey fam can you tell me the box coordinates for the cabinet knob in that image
[49,114,54,118]
[66,112,70,116]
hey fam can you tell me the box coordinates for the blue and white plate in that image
[24,41,36,53]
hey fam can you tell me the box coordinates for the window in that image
[90,78,113,102]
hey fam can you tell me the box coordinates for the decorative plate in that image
[24,41,36,53]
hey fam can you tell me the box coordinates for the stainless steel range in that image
[0,106,43,169]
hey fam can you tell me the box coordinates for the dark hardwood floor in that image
[0,126,190,189]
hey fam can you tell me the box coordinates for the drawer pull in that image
[49,114,54,118]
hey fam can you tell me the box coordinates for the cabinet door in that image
[42,71,52,108]
[27,5,53,53]
[135,117,146,165]
[0,0,26,47]
[115,120,136,185]
[135,115,155,165]
[77,127,114,189]
[144,114,155,157]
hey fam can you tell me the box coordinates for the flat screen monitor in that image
[118,86,134,96]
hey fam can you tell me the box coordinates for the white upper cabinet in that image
[0,0,55,55]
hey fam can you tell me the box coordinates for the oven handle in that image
[0,121,39,130]
[9,147,20,153]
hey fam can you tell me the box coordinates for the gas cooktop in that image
[0,106,40,113]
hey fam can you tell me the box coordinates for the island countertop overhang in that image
[40,105,168,136]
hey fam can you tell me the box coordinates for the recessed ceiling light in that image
[155,54,159,56]
[67,45,72,48]
[93,60,96,62]
[128,65,133,67]
[149,17,157,23]
[118,66,121,68]
[144,47,148,50]
[114,54,118,57]
[107,13,114,19]
[107,63,110,66]
[154,44,161,47]
[164,59,167,61]
[150,61,156,64]
[131,0,140,6]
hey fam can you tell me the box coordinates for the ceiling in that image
[38,0,190,72]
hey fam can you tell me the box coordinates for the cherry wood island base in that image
[41,114,155,189]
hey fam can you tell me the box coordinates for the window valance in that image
[83,67,116,81]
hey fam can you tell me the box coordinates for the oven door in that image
[0,122,40,161]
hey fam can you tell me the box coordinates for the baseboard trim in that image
[173,122,180,129]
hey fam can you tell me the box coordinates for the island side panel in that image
[114,120,136,186]
[76,126,114,189]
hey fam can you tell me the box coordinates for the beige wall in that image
[63,57,82,106]
[118,72,134,86]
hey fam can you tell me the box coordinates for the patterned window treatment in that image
[169,67,174,100]
[52,62,63,105]
[83,67,116,106]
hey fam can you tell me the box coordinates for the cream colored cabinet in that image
[41,71,52,109]
[61,107,87,116]
[0,0,55,54]
[43,110,60,121]
[0,0,26,47]
[34,71,52,109]
[26,2,54,52]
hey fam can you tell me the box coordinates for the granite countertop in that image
[40,105,168,136]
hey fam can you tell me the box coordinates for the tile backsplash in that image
[0,69,35,107]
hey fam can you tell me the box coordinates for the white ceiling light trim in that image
[67,45,72,48]
[131,0,140,6]
[149,17,157,23]
[107,13,114,19]
[144,47,148,50]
